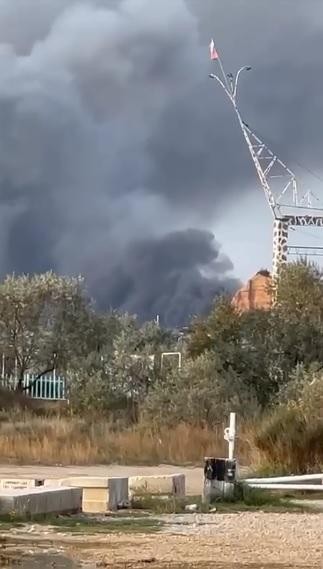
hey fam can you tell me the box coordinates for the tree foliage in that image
[1,261,323,426]
[186,262,323,408]
[0,272,93,389]
[144,351,259,426]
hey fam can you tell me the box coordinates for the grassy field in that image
[2,394,323,474]
[0,413,252,465]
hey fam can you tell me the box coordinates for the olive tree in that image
[0,272,93,390]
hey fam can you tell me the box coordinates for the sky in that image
[0,0,322,325]
[192,0,323,282]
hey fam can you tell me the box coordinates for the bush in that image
[144,352,259,427]
[252,405,323,474]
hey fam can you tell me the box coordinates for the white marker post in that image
[203,412,238,502]
[224,412,236,460]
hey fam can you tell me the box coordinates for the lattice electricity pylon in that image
[208,40,323,277]
[240,121,299,212]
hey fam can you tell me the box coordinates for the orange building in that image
[232,270,272,312]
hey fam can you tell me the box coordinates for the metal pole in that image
[53,367,56,399]
[217,56,231,93]
[246,473,323,484]
[224,412,236,460]
[209,66,277,215]
[228,412,236,460]
[161,352,182,370]
[247,483,323,492]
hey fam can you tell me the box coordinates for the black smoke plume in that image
[0,0,321,325]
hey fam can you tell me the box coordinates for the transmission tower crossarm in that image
[240,121,299,208]
[288,245,323,257]
[209,68,278,217]
[285,214,323,227]
[242,122,296,181]
[209,43,323,279]
[233,108,277,217]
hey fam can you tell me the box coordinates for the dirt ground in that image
[1,465,321,567]
[0,464,204,495]
[2,512,323,567]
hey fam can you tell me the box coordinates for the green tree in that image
[187,297,241,359]
[185,263,323,408]
[187,298,274,406]
[271,262,323,373]
[69,315,176,421]
[0,272,92,390]
[144,351,259,426]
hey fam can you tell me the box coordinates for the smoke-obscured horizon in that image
[0,0,322,326]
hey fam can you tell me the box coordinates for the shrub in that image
[252,403,323,474]
[144,352,259,427]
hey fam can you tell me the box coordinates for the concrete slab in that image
[0,486,81,516]
[129,474,186,497]
[45,477,109,488]
[44,476,129,513]
[0,479,44,490]
[0,465,207,496]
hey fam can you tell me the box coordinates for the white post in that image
[53,367,56,399]
[204,413,237,501]
[224,412,236,460]
[161,352,182,370]
[63,375,67,401]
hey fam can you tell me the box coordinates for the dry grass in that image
[0,414,251,466]
[0,387,34,410]
[249,407,323,474]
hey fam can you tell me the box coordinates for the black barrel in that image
[204,457,236,483]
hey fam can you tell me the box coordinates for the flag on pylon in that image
[209,39,219,60]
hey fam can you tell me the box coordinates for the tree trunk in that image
[16,375,24,392]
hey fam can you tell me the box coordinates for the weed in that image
[49,516,164,534]
[208,483,314,513]
[0,513,164,534]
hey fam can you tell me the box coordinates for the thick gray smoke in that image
[0,0,321,326]
[94,228,238,325]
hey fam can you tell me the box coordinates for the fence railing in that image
[1,372,67,401]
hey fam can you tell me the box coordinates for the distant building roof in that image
[232,270,272,312]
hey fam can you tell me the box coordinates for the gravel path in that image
[68,512,323,566]
[1,465,320,566]
[2,513,323,567]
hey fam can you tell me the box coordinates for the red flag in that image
[209,39,219,60]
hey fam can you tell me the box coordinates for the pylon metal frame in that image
[209,46,323,277]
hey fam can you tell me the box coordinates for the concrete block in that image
[129,474,185,497]
[82,487,107,514]
[64,477,110,488]
[44,476,129,513]
[44,478,66,487]
[108,477,129,510]
[0,479,44,490]
[0,486,82,517]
